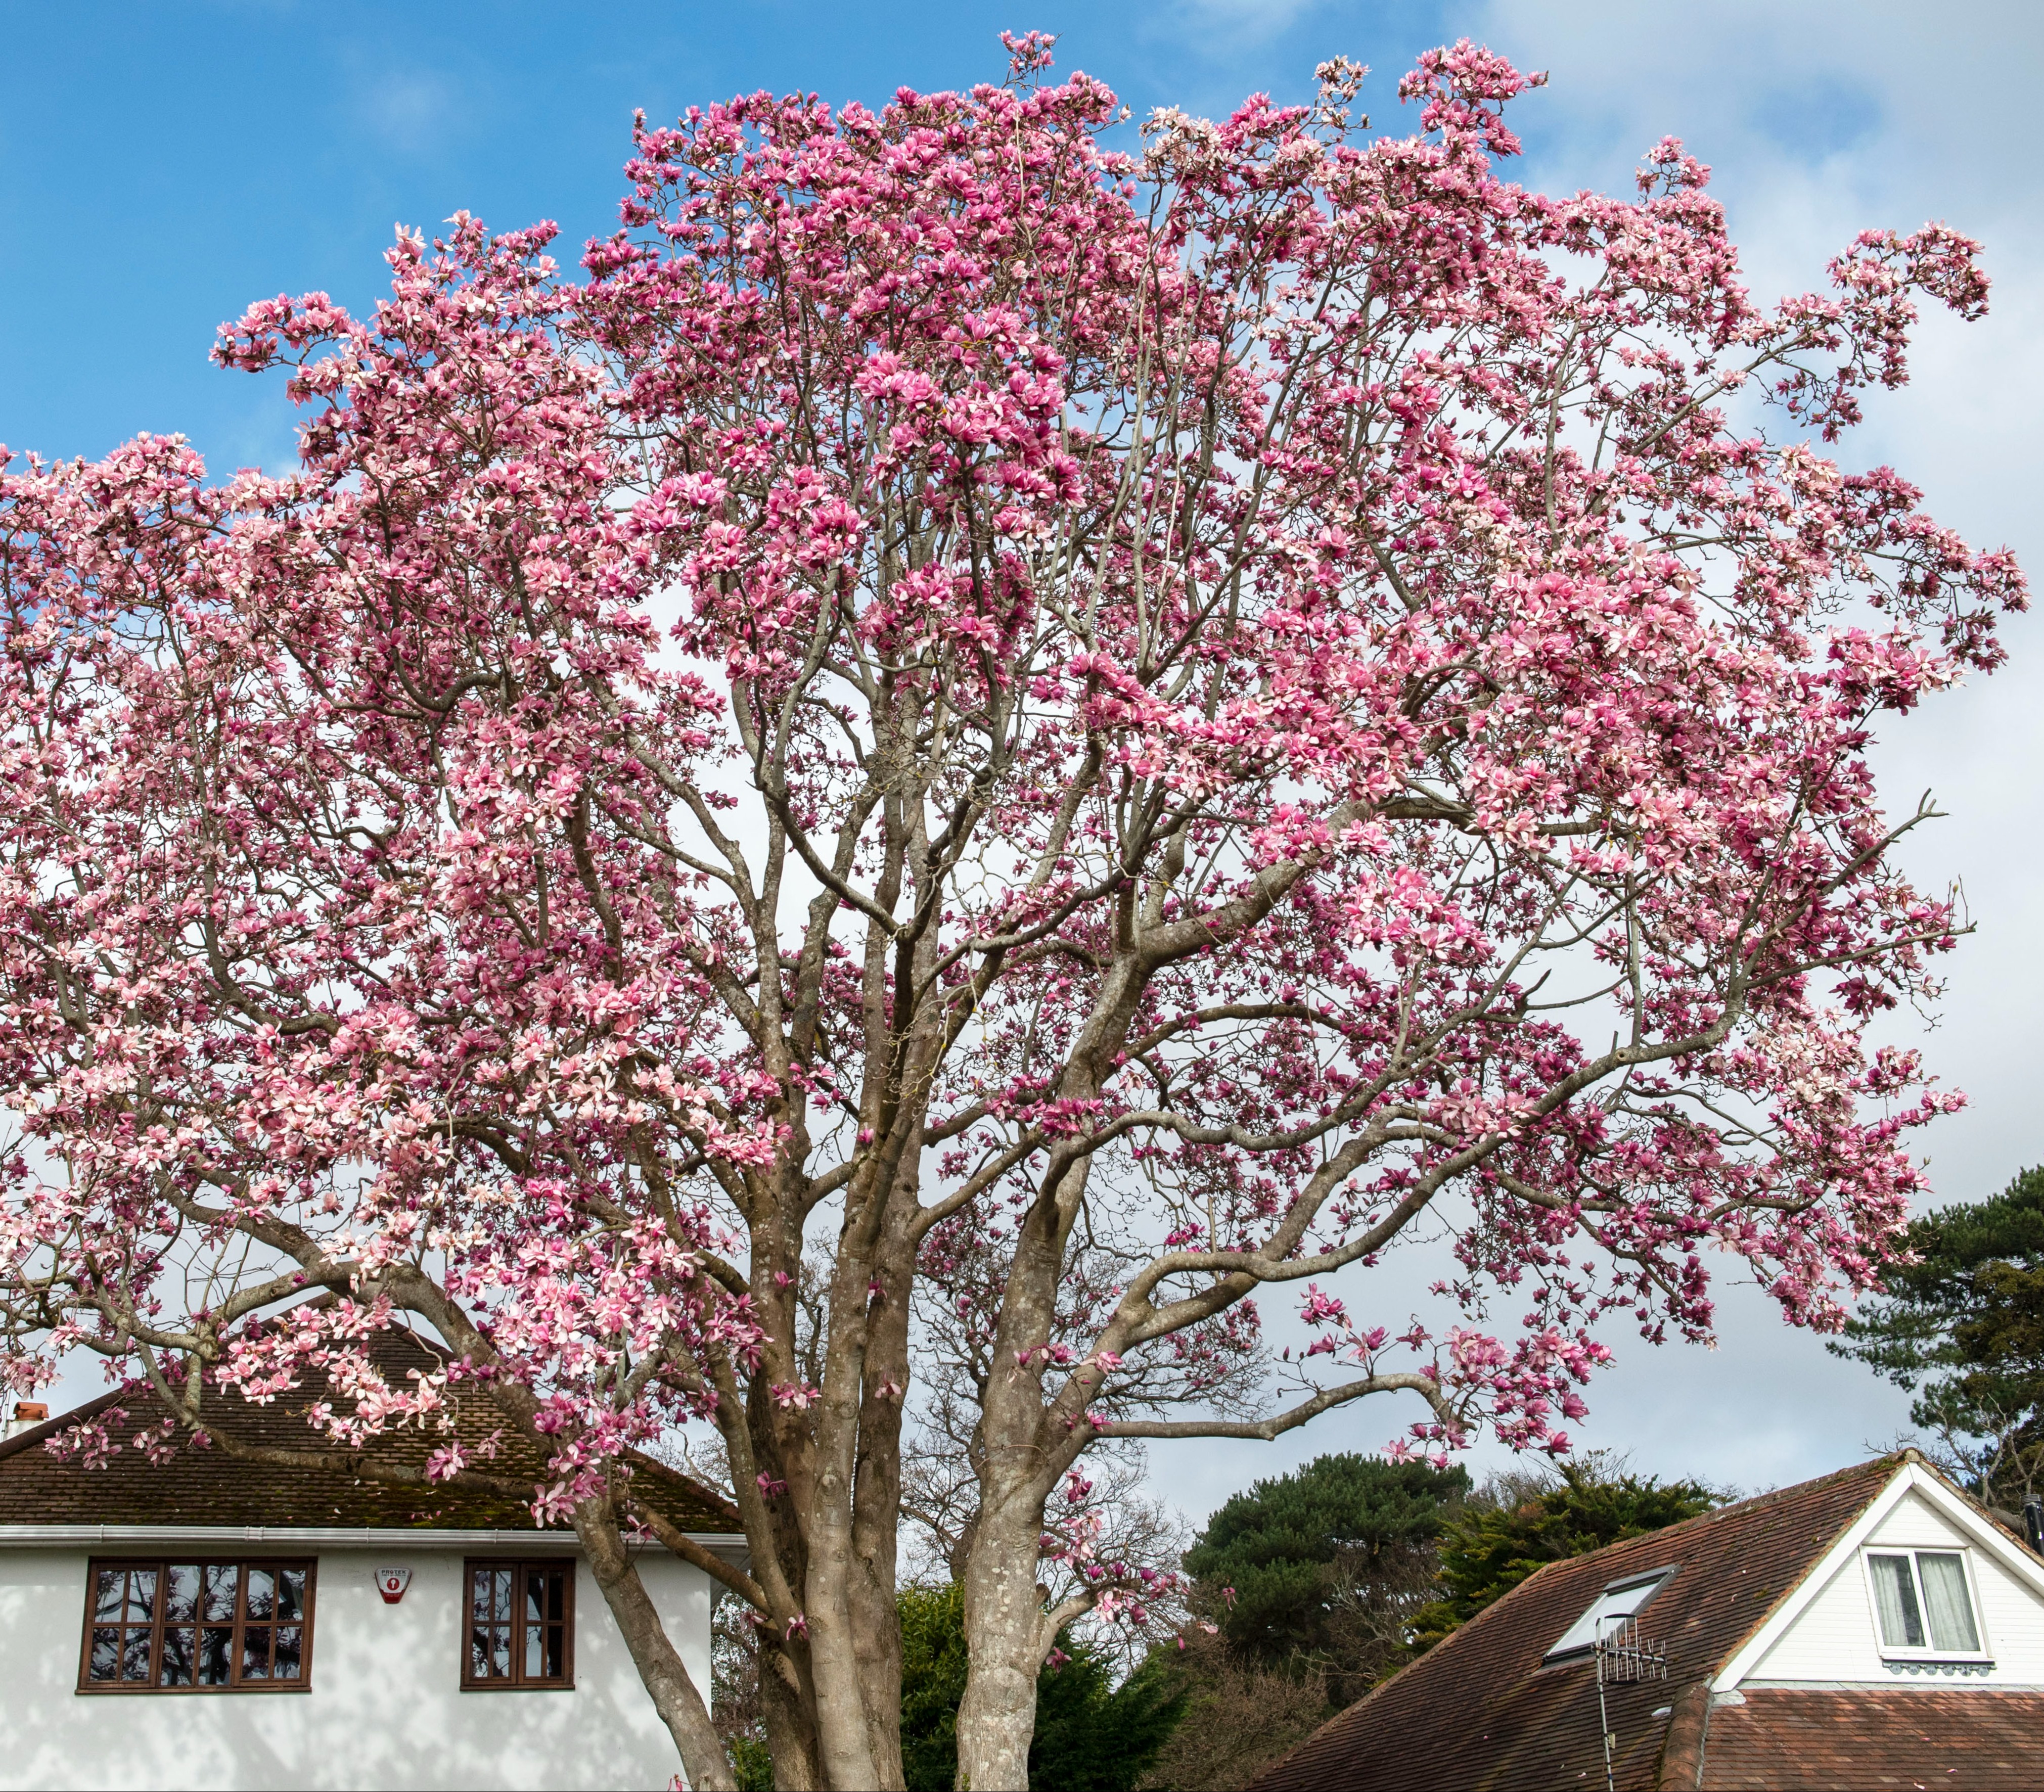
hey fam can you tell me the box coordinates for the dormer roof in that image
[1250,1454,2044,1791]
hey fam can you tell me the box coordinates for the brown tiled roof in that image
[1700,1687,2044,1789]
[1250,1457,1904,1792]
[0,1326,738,1535]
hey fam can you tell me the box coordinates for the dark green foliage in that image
[896,1582,1185,1792]
[1182,1452,1469,1671]
[900,1584,970,1792]
[729,1734,773,1792]
[1406,1461,1718,1653]
[1031,1646,1187,1792]
[1833,1166,2044,1508]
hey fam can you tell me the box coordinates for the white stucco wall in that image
[1745,1486,2044,1688]
[0,1544,714,1790]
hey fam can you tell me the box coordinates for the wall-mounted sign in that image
[375,1566,414,1604]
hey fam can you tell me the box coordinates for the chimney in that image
[2024,1498,2042,1555]
[5,1402,48,1441]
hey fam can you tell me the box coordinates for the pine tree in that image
[1833,1167,2044,1511]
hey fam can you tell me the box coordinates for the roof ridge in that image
[1690,1455,1902,1683]
[1627,1452,1902,1547]
[1898,1452,2044,1558]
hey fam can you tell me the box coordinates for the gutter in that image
[0,1524,749,1565]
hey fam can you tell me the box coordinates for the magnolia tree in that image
[0,34,2024,1791]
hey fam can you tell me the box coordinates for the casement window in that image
[79,1559,314,1692]
[1865,1548,1988,1659]
[463,1559,575,1689]
[1543,1566,1676,1662]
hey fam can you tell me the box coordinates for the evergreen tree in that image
[1832,1167,2044,1510]
[1183,1452,1469,1679]
[899,1585,972,1792]
[1406,1461,1719,1654]
[1030,1646,1186,1792]
[895,1584,1184,1792]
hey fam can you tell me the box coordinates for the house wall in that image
[1744,1487,2044,1688]
[0,1546,714,1790]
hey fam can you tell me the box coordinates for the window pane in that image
[1608,1577,1660,1618]
[472,1624,513,1679]
[164,1565,200,1625]
[120,1629,152,1682]
[541,1623,565,1681]
[245,1567,275,1622]
[88,1627,119,1681]
[160,1626,196,1687]
[124,1568,157,1624]
[273,1625,303,1681]
[277,1568,306,1623]
[203,1564,238,1623]
[242,1626,272,1681]
[472,1566,513,1623]
[1918,1553,1980,1652]
[199,1625,234,1685]
[94,1569,124,1624]
[1870,1554,1925,1648]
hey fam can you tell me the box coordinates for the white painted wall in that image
[0,1546,714,1790]
[1745,1487,2044,1688]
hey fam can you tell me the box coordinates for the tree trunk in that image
[951,1163,1092,1791]
[802,1242,888,1789]
[760,1643,824,1791]
[848,1168,920,1789]
[955,1496,1048,1792]
[578,1503,737,1790]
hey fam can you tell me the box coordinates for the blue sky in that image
[2,0,1442,469]
[7,1,2043,1514]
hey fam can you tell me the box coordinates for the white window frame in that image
[1543,1566,1676,1662]
[1859,1546,1991,1662]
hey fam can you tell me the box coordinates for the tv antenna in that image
[1594,1616,1667,1792]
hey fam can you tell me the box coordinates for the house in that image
[1251,1452,2044,1791]
[0,1328,743,1791]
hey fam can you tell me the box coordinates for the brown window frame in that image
[77,1557,316,1694]
[462,1557,576,1691]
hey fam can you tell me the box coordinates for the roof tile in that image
[1702,1687,2044,1789]
[0,1328,738,1535]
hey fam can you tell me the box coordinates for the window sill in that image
[459,1680,577,1693]
[77,1682,313,1696]
[1879,1657,1996,1677]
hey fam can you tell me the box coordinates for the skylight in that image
[1543,1567,1676,1662]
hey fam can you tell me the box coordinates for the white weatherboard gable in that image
[1711,1463,2044,1692]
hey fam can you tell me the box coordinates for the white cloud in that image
[1130,1,2044,1522]
[1459,0,2044,1203]
[354,66,462,156]
[1154,0,1333,54]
